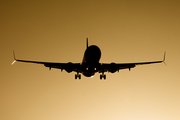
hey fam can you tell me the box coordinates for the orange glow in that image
[1,1,180,120]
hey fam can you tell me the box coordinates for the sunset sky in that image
[1,0,180,120]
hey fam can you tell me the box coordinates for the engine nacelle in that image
[108,62,118,73]
[65,62,73,73]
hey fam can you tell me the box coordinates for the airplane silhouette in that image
[12,38,166,79]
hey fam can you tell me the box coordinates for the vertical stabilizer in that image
[86,38,88,48]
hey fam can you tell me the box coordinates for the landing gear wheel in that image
[104,75,106,80]
[79,74,81,79]
[100,75,102,80]
[100,74,106,80]
[75,74,78,79]
[75,73,81,79]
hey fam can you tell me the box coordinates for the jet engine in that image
[65,62,73,73]
[108,62,118,73]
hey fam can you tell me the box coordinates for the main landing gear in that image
[100,72,106,80]
[75,73,81,79]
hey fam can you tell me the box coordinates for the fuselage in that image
[82,45,101,77]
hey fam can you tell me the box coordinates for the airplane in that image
[12,38,166,80]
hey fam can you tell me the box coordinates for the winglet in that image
[163,51,166,65]
[11,50,16,65]
[86,38,88,48]
[13,50,16,60]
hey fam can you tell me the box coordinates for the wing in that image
[100,52,166,73]
[11,52,81,73]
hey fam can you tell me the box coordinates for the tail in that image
[86,38,88,48]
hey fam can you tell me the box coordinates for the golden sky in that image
[0,0,180,120]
